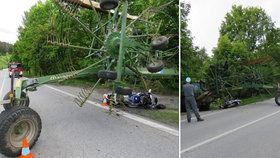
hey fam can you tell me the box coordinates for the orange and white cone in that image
[102,94,108,106]
[19,137,34,158]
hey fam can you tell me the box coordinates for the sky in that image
[0,0,44,44]
[185,0,280,56]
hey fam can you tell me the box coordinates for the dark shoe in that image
[197,118,204,122]
[187,119,191,123]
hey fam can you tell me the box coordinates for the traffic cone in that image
[19,137,34,158]
[102,94,108,106]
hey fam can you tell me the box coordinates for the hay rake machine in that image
[194,55,279,111]
[0,0,178,157]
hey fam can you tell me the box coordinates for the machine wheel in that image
[100,0,119,10]
[115,86,132,95]
[147,60,164,73]
[98,70,117,80]
[3,91,30,111]
[151,36,169,50]
[275,94,280,106]
[0,106,42,157]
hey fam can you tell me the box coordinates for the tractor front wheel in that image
[275,94,280,106]
[0,106,42,157]
[3,91,30,111]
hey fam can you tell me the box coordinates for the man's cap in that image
[186,77,191,83]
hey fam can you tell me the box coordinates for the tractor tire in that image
[100,0,119,10]
[0,106,42,157]
[3,91,30,111]
[98,70,118,80]
[151,36,169,50]
[275,94,280,106]
[147,60,164,73]
[115,86,132,95]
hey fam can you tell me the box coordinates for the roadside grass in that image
[240,94,276,106]
[132,109,179,127]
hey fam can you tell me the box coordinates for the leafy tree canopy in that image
[220,5,274,52]
[0,41,12,55]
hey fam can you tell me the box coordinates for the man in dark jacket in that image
[183,77,204,123]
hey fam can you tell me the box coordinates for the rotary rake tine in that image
[74,60,114,107]
[74,78,102,107]
[54,0,81,18]
[54,0,104,44]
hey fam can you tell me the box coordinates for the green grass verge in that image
[240,94,275,106]
[136,109,179,127]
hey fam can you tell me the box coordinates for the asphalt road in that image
[0,69,178,158]
[181,97,280,158]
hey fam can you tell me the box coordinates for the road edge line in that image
[181,110,280,154]
[0,70,6,99]
[44,85,179,136]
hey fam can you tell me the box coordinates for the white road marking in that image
[0,70,6,99]
[45,85,179,136]
[181,110,280,154]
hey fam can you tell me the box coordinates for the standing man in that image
[183,77,204,123]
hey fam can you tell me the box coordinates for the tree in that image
[205,5,279,101]
[13,0,178,74]
[220,5,274,52]
[181,2,209,81]
[0,41,12,55]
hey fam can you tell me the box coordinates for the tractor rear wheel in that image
[115,86,132,95]
[3,91,30,111]
[98,70,118,80]
[147,60,164,73]
[0,106,42,157]
[275,94,280,106]
[100,0,119,10]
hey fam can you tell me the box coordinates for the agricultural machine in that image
[0,0,178,157]
[182,54,279,112]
